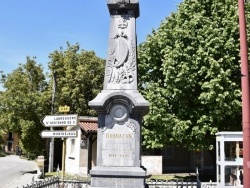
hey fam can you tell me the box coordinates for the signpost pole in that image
[62,126,66,178]
[59,105,70,178]
[49,137,54,173]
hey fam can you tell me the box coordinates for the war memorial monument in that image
[89,0,149,187]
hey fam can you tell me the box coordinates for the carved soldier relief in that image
[106,16,136,86]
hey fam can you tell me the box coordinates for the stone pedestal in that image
[89,90,148,187]
[89,1,149,187]
[91,167,145,188]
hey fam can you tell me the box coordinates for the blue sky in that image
[0,0,182,75]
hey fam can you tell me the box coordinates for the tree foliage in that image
[0,43,105,157]
[48,42,105,116]
[0,57,49,156]
[138,0,248,150]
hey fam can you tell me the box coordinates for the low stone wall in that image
[141,156,162,175]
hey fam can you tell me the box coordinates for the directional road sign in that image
[40,130,77,138]
[41,114,78,127]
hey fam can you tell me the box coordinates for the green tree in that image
[48,43,105,115]
[0,57,49,157]
[138,0,247,150]
[0,43,104,158]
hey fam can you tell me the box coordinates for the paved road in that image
[0,155,37,188]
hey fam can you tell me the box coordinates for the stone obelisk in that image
[89,0,149,187]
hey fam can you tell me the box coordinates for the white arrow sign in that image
[40,130,77,138]
[41,114,78,127]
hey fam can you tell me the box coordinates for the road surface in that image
[0,155,37,188]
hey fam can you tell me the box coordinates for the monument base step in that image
[90,166,146,188]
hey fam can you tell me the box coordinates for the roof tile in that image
[79,121,98,133]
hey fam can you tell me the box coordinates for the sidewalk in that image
[3,172,38,188]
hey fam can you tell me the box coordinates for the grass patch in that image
[0,150,6,157]
[44,172,196,181]
[148,175,175,181]
[148,173,215,182]
[45,172,58,178]
[45,171,90,179]
[148,174,196,181]
[44,172,214,182]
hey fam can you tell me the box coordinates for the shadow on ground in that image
[21,170,37,175]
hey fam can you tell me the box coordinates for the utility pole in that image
[238,0,250,187]
[48,72,57,173]
[0,71,5,83]
[0,71,5,91]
